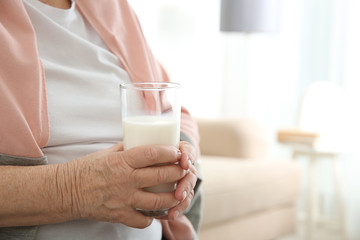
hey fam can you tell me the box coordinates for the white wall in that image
[129,0,224,118]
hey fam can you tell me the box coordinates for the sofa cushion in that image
[200,156,301,227]
[200,204,296,240]
[196,118,268,159]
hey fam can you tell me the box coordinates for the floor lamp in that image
[220,0,282,116]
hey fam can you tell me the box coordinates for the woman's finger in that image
[167,190,195,220]
[107,208,154,229]
[174,165,198,202]
[122,145,181,169]
[132,164,187,188]
[131,190,180,211]
[178,141,196,170]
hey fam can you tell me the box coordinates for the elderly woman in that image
[0,0,201,239]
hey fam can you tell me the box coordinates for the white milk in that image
[123,115,180,193]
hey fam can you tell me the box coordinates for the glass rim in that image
[120,82,181,91]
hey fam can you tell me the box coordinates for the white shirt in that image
[22,0,162,239]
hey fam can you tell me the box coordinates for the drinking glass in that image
[120,82,181,217]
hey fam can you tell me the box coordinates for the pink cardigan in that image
[0,0,199,239]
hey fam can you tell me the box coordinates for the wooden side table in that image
[277,129,347,240]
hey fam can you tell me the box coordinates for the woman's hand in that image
[63,142,189,228]
[0,141,198,228]
[165,141,199,220]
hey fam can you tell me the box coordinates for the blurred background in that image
[128,0,360,239]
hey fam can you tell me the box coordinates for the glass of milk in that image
[120,82,181,217]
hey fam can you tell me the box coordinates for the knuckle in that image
[129,169,140,186]
[144,146,158,161]
[177,197,191,213]
[188,184,194,194]
[185,183,193,195]
[130,190,142,208]
[156,168,167,184]
[189,190,195,200]
[190,165,198,176]
[152,194,164,210]
[188,174,197,190]
[192,176,198,186]
[129,191,137,205]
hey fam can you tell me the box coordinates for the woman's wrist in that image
[58,156,102,221]
[53,161,82,221]
[0,163,79,227]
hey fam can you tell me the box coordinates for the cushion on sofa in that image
[197,118,268,159]
[199,204,296,240]
[201,157,301,227]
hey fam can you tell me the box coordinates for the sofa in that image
[196,118,302,240]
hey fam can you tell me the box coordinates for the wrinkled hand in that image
[162,141,199,220]
[64,142,192,228]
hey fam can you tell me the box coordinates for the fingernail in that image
[174,211,179,219]
[188,159,192,169]
[182,191,187,201]
[177,149,182,158]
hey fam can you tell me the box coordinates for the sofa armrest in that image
[196,118,268,159]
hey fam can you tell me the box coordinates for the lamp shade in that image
[220,0,282,33]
